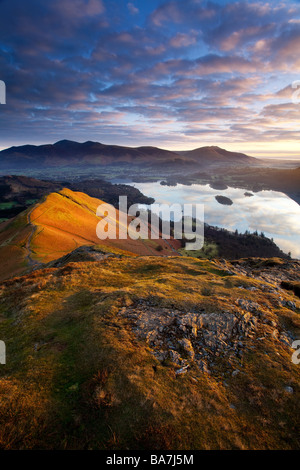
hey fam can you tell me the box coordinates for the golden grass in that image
[0,255,299,449]
[0,189,181,280]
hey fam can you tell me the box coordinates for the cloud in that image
[127,2,139,15]
[54,0,105,19]
[0,0,299,154]
[169,32,197,48]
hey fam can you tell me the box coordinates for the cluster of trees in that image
[180,224,289,260]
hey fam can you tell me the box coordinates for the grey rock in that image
[175,365,189,376]
[178,338,195,360]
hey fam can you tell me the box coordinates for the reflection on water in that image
[127,181,300,259]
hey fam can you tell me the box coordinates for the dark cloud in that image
[0,0,299,155]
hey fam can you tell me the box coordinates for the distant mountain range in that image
[0,140,257,170]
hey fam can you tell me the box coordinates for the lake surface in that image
[124,181,300,259]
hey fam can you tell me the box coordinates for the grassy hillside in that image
[0,175,155,221]
[0,253,299,449]
[0,188,180,281]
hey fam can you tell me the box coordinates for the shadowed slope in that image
[178,146,255,165]
[0,140,257,170]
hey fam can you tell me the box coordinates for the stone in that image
[175,365,189,376]
[178,338,195,360]
[169,350,182,366]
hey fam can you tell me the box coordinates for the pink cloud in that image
[54,0,105,19]
[127,2,139,15]
[170,32,197,48]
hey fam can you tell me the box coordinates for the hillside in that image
[0,188,180,281]
[178,146,255,165]
[0,189,298,450]
[191,224,289,260]
[0,140,257,171]
[0,175,155,221]
[0,252,299,449]
[0,185,290,283]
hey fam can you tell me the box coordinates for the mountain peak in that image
[53,139,79,146]
[0,139,257,171]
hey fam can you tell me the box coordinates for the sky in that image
[0,0,299,157]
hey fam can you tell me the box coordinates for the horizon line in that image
[0,139,300,161]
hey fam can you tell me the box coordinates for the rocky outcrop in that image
[118,297,295,375]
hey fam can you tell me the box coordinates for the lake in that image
[123,181,300,259]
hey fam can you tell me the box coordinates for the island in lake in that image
[215,195,233,206]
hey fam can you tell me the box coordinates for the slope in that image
[0,254,299,449]
[0,140,257,171]
[0,188,180,281]
[178,146,256,165]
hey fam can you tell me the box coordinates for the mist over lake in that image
[125,181,300,259]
